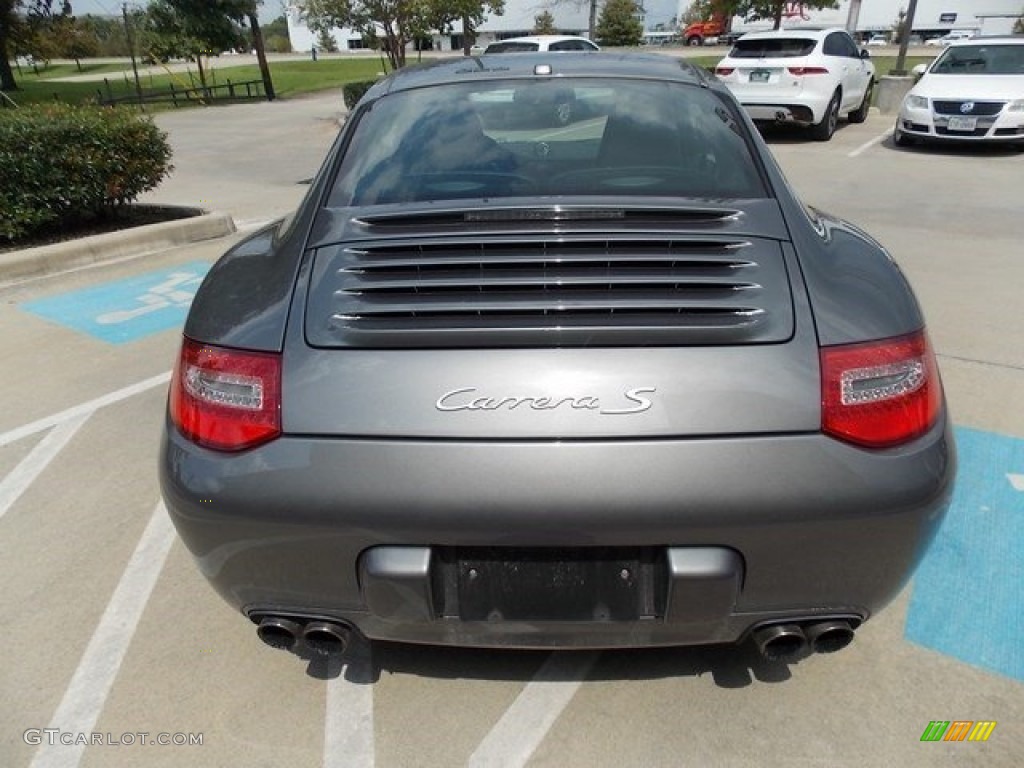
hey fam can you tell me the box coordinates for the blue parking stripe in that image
[20,261,211,345]
[905,427,1024,681]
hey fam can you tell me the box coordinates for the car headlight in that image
[1008,99,1024,112]
[904,94,929,110]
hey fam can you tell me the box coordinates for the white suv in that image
[715,28,876,141]
[484,35,599,53]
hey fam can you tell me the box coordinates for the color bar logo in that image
[920,721,996,742]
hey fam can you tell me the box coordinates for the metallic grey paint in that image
[161,53,955,654]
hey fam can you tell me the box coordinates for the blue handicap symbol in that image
[905,426,1024,681]
[21,261,211,344]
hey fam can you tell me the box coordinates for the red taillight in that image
[821,331,941,449]
[787,66,829,76]
[715,67,735,76]
[169,338,282,451]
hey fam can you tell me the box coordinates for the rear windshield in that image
[931,44,1024,75]
[328,78,766,206]
[730,38,817,58]
[485,41,539,53]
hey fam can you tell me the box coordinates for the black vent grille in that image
[308,236,794,348]
[932,100,1005,116]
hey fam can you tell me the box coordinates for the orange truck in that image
[682,16,730,46]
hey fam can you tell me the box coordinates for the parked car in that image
[161,53,954,665]
[867,35,889,47]
[483,35,599,53]
[896,37,1024,147]
[925,31,974,47]
[714,27,876,141]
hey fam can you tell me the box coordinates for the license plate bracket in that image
[433,547,666,622]
[749,69,771,83]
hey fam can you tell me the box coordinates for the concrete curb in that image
[0,210,236,283]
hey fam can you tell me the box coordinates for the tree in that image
[549,1,598,39]
[316,25,337,51]
[63,17,101,70]
[299,1,502,69]
[735,1,839,30]
[1015,13,1023,35]
[533,10,556,35]
[596,0,643,47]
[431,0,504,57]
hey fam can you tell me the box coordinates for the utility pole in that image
[589,1,597,40]
[846,0,862,34]
[122,3,144,107]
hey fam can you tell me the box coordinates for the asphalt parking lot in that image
[1,91,1022,768]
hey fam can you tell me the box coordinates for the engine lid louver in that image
[306,231,793,348]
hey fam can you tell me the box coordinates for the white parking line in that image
[29,502,176,768]
[468,651,599,768]
[0,413,91,521]
[324,655,375,768]
[848,128,892,158]
[0,372,170,448]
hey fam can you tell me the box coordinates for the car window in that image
[329,79,767,206]
[548,40,576,51]
[485,41,539,53]
[823,32,859,58]
[931,44,1024,74]
[730,38,817,58]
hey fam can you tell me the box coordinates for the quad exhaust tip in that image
[752,619,856,661]
[256,616,356,656]
[256,616,302,652]
[302,621,353,656]
[805,620,855,654]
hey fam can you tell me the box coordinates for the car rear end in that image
[715,34,832,124]
[160,58,954,660]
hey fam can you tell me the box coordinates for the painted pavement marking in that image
[29,502,176,768]
[905,426,1024,681]
[469,651,599,768]
[20,261,210,344]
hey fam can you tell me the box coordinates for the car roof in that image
[488,35,591,46]
[366,53,713,97]
[948,36,1024,46]
[738,27,846,41]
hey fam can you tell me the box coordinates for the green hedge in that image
[0,105,173,242]
[342,80,377,110]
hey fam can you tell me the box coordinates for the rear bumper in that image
[160,420,955,649]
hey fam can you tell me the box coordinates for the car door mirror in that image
[860,48,871,60]
[911,63,927,80]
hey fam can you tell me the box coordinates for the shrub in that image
[342,80,377,110]
[0,104,173,242]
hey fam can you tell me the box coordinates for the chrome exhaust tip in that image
[256,616,302,652]
[805,620,855,654]
[302,621,352,656]
[752,623,807,661]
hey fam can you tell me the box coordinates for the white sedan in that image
[895,37,1024,147]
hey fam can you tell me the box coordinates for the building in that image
[676,0,1024,38]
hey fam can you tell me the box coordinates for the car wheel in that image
[810,91,840,141]
[687,36,702,46]
[848,82,873,124]
[893,125,913,147]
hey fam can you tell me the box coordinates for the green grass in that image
[1,58,388,108]
[3,53,936,110]
[10,61,140,80]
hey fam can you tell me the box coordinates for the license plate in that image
[946,116,977,132]
[749,70,771,83]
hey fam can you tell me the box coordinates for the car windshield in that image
[931,44,1024,74]
[485,41,540,52]
[329,78,766,206]
[730,38,817,58]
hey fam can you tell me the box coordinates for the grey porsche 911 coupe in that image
[160,53,955,663]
